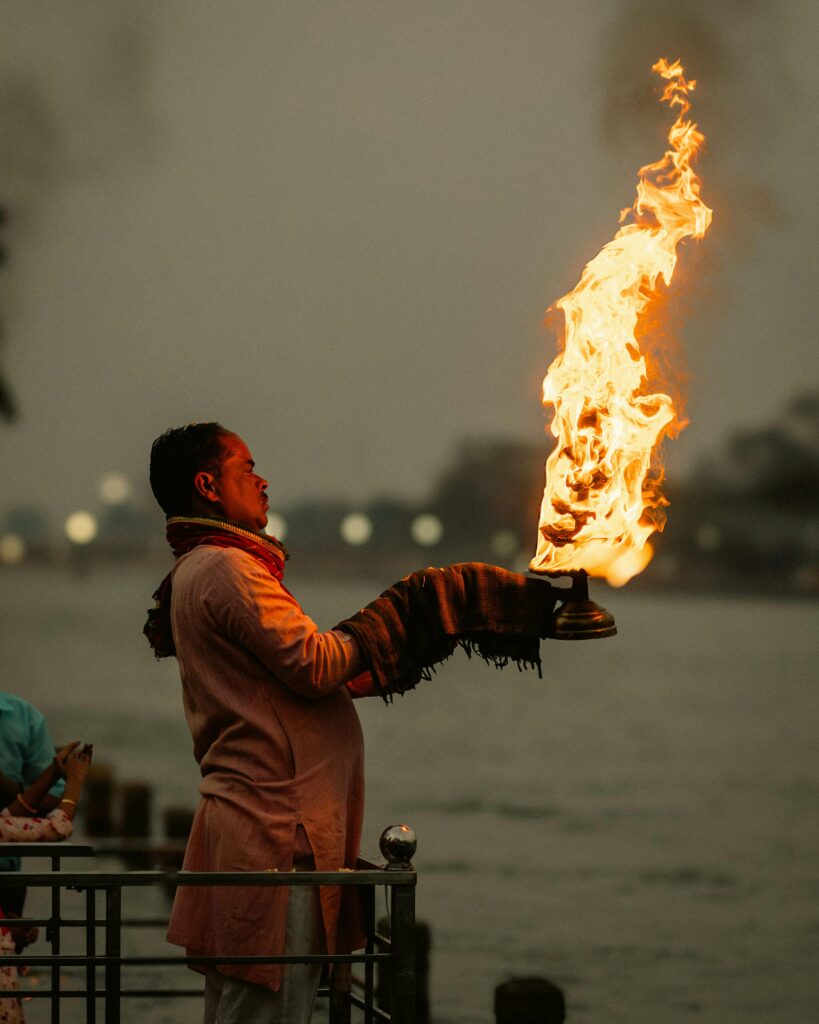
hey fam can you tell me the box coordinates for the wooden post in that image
[83,763,114,837]
[120,782,151,838]
[494,976,566,1023]
[163,806,194,843]
[119,782,153,868]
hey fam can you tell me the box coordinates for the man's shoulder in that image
[172,546,266,589]
[175,545,252,568]
[171,547,287,628]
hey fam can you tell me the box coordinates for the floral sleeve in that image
[0,808,73,842]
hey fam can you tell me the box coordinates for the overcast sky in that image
[0,0,816,528]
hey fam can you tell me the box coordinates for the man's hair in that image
[149,422,232,516]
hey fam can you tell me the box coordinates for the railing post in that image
[389,883,416,1024]
[104,886,122,1024]
[5,848,418,1020]
[380,825,418,1024]
[362,883,376,1024]
[50,853,61,1024]
[86,887,97,1024]
[329,962,352,1024]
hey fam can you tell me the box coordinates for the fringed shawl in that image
[334,562,557,699]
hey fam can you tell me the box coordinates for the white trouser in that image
[203,884,324,1024]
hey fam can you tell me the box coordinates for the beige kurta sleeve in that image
[200,549,364,698]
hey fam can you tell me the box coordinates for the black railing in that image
[0,840,416,1024]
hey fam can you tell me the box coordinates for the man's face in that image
[210,435,269,532]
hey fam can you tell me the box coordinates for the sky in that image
[0,0,816,529]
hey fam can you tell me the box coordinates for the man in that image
[147,423,375,1024]
[0,693,66,918]
[147,422,556,1024]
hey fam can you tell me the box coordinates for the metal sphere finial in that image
[379,824,417,868]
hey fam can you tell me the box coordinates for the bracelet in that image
[17,796,36,814]
[60,798,77,806]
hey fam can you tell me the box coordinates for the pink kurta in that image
[166,546,366,990]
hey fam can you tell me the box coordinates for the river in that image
[2,565,817,1023]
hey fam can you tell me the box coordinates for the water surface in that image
[2,566,817,1022]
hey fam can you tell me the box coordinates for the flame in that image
[530,58,712,586]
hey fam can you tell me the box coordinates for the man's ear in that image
[193,471,220,504]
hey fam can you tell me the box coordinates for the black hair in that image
[149,422,232,516]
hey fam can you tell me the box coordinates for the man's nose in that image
[258,475,269,489]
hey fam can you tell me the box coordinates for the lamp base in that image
[532,569,618,640]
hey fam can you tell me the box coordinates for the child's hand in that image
[54,741,81,775]
[64,746,92,784]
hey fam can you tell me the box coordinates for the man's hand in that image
[345,671,380,699]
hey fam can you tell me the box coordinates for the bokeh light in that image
[0,533,26,566]
[340,513,372,546]
[98,472,132,505]
[696,524,722,552]
[411,513,443,546]
[490,528,520,559]
[65,511,98,545]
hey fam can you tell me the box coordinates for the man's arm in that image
[205,551,366,698]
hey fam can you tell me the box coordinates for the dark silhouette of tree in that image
[724,392,819,508]
[429,438,544,554]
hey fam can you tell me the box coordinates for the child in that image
[0,743,92,1023]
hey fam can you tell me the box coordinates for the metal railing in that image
[0,842,416,1024]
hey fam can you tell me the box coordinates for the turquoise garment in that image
[0,692,64,872]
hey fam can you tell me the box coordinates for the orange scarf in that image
[144,516,287,659]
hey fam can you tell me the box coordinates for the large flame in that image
[530,58,712,587]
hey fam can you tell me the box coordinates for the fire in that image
[530,58,712,586]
